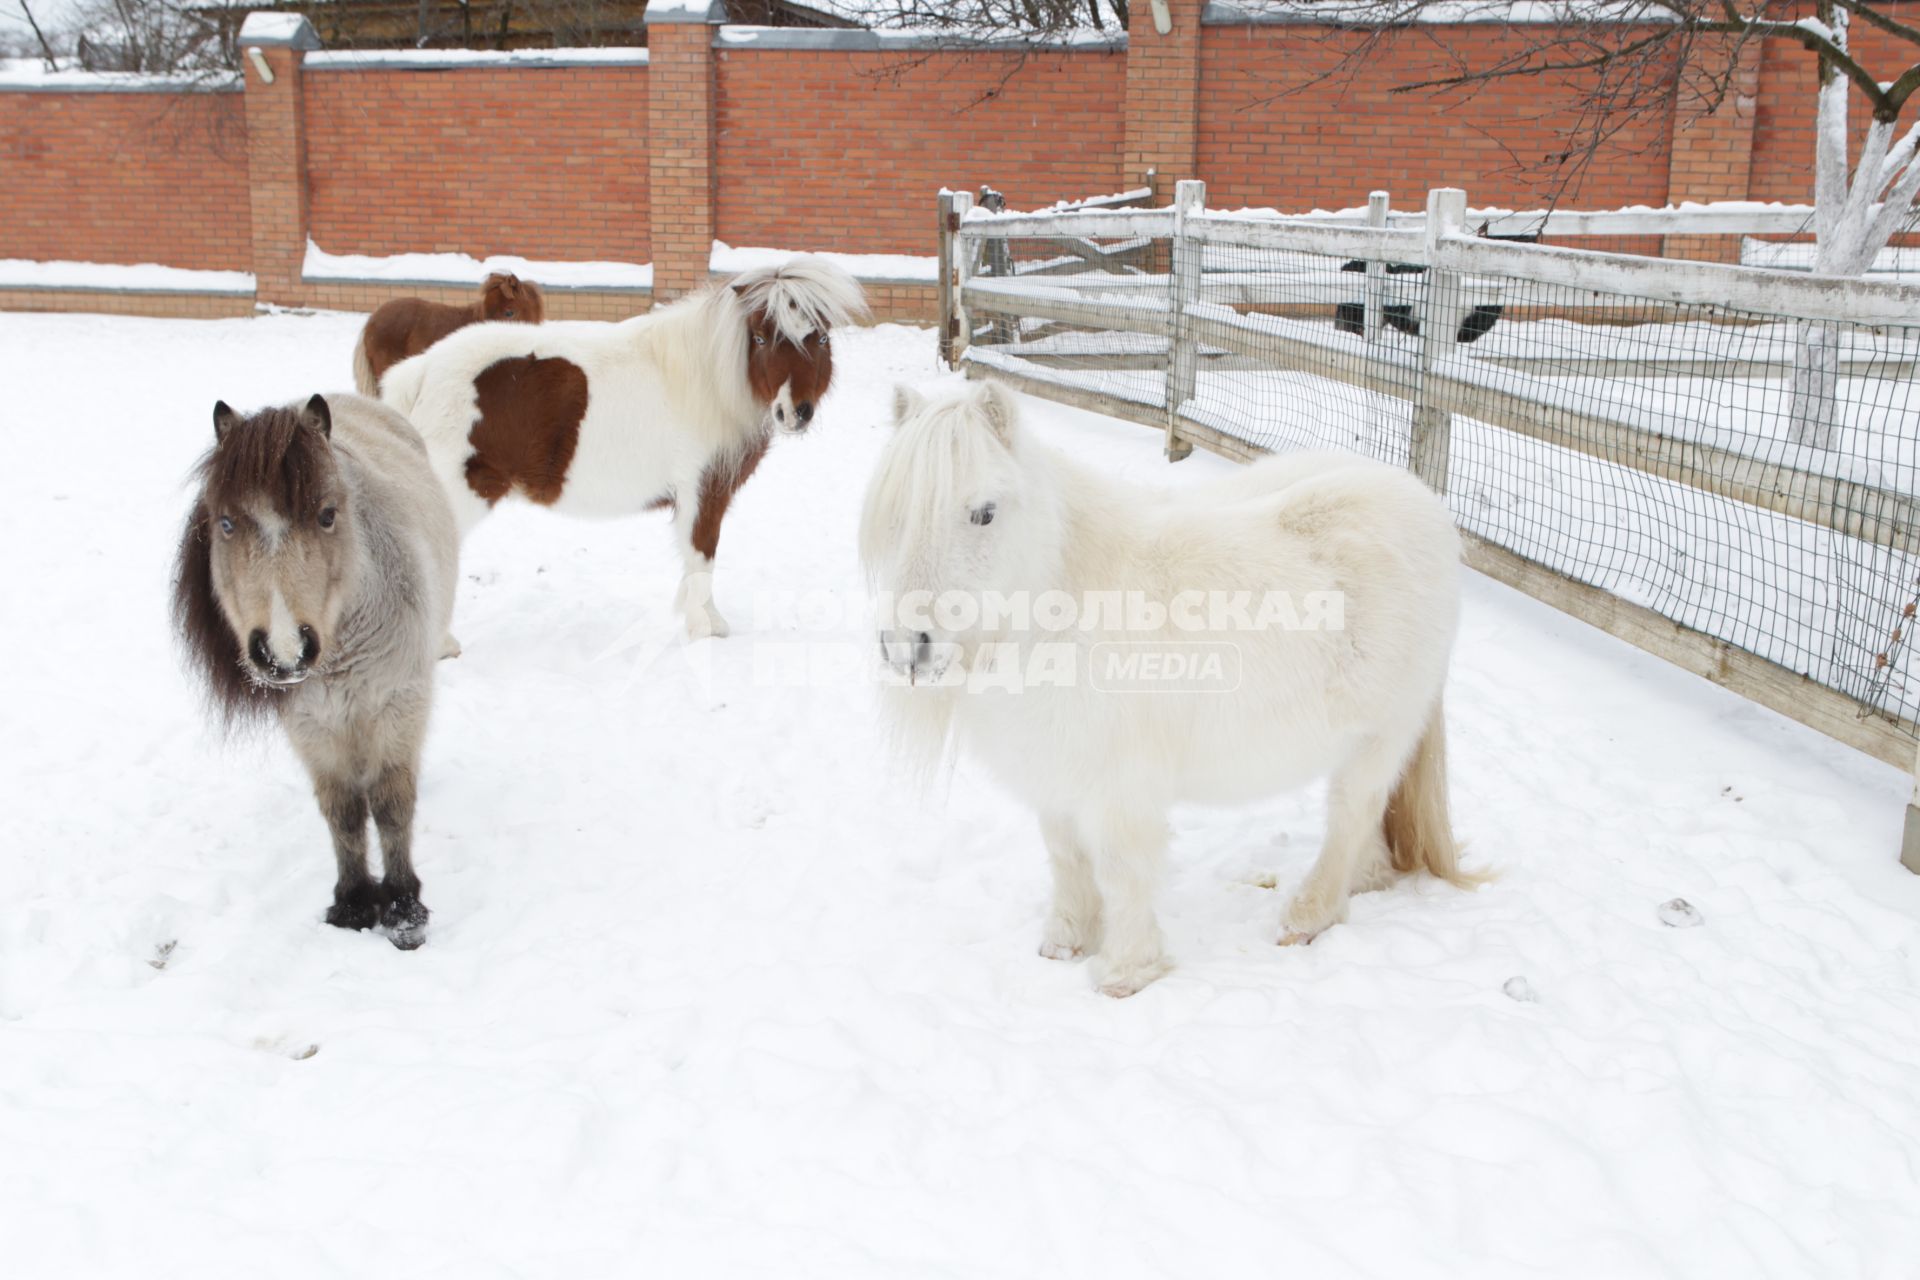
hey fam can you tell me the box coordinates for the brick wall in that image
[2,8,1912,319]
[0,90,250,270]
[1197,23,1677,215]
[303,66,650,263]
[713,47,1126,256]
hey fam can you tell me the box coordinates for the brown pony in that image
[352,271,545,396]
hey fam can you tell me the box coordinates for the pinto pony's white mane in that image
[730,256,870,344]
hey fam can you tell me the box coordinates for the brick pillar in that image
[1124,0,1205,199]
[1665,39,1761,263]
[647,2,724,300]
[239,12,319,308]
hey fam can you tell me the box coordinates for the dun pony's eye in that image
[217,515,235,537]
[504,308,515,318]
[318,507,337,530]
[970,503,997,527]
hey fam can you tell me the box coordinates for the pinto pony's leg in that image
[671,444,769,642]
[315,775,380,932]
[1082,809,1173,998]
[670,496,729,641]
[369,761,429,950]
[1039,814,1103,961]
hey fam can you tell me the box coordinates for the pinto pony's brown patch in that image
[464,354,590,506]
[355,273,546,395]
[743,308,835,425]
[173,402,338,728]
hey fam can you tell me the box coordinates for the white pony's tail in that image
[351,328,378,397]
[379,350,430,419]
[1383,699,1485,887]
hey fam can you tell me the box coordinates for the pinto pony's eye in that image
[318,507,337,530]
[217,515,235,537]
[970,503,997,527]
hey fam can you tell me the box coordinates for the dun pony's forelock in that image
[197,406,334,520]
[730,257,869,345]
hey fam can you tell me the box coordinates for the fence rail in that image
[937,183,1920,872]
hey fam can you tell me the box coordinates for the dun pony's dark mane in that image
[170,405,335,729]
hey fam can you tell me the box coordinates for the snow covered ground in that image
[5,309,1920,1278]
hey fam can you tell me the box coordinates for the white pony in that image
[380,258,867,639]
[861,380,1479,996]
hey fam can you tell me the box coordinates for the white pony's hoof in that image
[1094,954,1171,998]
[684,608,731,641]
[1039,913,1100,961]
[438,633,462,660]
[1279,890,1347,946]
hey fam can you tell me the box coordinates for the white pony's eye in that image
[970,503,997,527]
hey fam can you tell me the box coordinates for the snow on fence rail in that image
[937,183,1920,871]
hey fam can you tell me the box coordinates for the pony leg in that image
[1038,814,1103,961]
[315,775,379,932]
[670,490,730,640]
[369,761,429,951]
[1280,739,1400,945]
[1082,809,1173,998]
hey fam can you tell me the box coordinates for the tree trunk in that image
[1788,322,1842,450]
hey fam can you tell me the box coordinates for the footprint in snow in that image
[1658,898,1704,928]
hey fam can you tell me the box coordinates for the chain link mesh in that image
[963,229,1920,733]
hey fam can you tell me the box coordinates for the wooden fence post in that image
[1905,757,1920,874]
[938,191,958,368]
[949,189,975,365]
[1364,190,1389,342]
[1411,187,1467,493]
[1165,178,1205,462]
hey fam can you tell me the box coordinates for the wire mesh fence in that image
[950,192,1920,747]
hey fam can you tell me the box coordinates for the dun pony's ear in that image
[976,380,1018,444]
[892,385,927,426]
[213,400,241,442]
[497,273,520,298]
[301,394,332,439]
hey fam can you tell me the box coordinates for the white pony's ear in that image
[892,384,926,426]
[976,379,1019,444]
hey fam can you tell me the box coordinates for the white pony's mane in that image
[859,384,1026,582]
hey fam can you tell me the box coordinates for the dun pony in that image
[172,394,459,947]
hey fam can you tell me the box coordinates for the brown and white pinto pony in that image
[352,272,545,396]
[380,257,866,638]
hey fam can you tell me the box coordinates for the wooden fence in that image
[937,183,1920,872]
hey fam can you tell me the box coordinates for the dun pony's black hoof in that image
[325,883,382,932]
[381,894,430,951]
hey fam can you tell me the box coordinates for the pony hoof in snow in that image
[1277,929,1321,947]
[439,633,462,660]
[380,893,431,950]
[1094,956,1172,998]
[1039,914,1100,961]
[684,609,731,641]
[1279,891,1346,947]
[325,883,382,932]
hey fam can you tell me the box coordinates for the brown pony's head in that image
[172,395,357,723]
[728,258,868,435]
[480,272,544,324]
